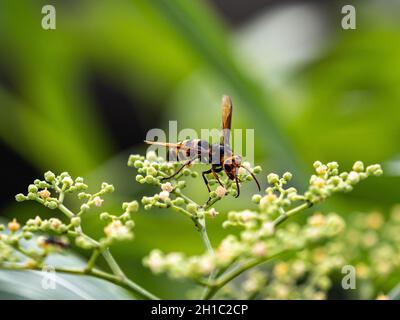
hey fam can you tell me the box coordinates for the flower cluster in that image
[0,154,385,300]
[15,171,114,214]
[100,200,138,245]
[216,206,400,300]
[140,159,382,299]
[144,212,345,280]
[1,171,137,272]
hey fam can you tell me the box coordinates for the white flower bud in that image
[251,242,267,257]
[93,196,104,207]
[159,191,170,201]
[215,186,226,198]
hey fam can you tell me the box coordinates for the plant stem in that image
[203,251,287,300]
[85,249,100,272]
[198,218,213,255]
[102,248,125,278]
[58,203,75,219]
[272,201,312,227]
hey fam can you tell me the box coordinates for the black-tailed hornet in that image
[145,95,260,199]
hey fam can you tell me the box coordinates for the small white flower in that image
[238,167,247,176]
[104,220,130,238]
[166,253,183,266]
[209,208,218,218]
[159,191,170,201]
[146,150,158,162]
[251,242,267,257]
[161,182,173,192]
[147,251,164,273]
[261,222,275,236]
[240,210,254,222]
[62,177,74,186]
[50,218,62,230]
[215,186,226,198]
[347,171,360,184]
[198,256,214,274]
[94,196,104,207]
[312,177,326,188]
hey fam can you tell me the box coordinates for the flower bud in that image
[8,218,20,232]
[159,191,170,202]
[93,196,104,207]
[172,197,185,206]
[315,165,327,176]
[215,186,226,198]
[282,172,293,181]
[352,161,364,173]
[70,217,81,227]
[44,171,56,182]
[145,175,156,184]
[28,184,38,193]
[252,194,261,203]
[50,218,62,230]
[251,242,267,257]
[186,203,197,214]
[146,167,158,177]
[62,177,74,187]
[253,166,262,174]
[80,203,90,213]
[100,212,110,220]
[267,173,279,185]
[15,193,26,202]
[208,208,218,218]
[102,183,115,193]
[347,171,360,184]
[123,201,139,213]
[313,161,322,168]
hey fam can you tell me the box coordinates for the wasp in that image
[145,95,260,198]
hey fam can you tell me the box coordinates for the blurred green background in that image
[0,0,399,299]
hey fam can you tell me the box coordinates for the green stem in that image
[85,249,100,272]
[58,203,75,219]
[102,248,125,278]
[203,251,287,300]
[272,201,312,227]
[198,218,213,255]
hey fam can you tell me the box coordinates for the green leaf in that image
[0,254,133,300]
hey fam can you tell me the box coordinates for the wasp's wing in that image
[220,95,233,147]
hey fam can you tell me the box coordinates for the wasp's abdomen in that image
[168,139,210,163]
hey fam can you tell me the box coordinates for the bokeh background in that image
[0,0,399,299]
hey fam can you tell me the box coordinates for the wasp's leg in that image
[211,169,224,187]
[201,168,212,193]
[161,158,195,181]
[235,176,240,198]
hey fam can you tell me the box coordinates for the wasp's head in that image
[223,155,260,198]
[223,155,242,180]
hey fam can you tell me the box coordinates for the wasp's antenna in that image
[235,176,240,198]
[240,165,261,191]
